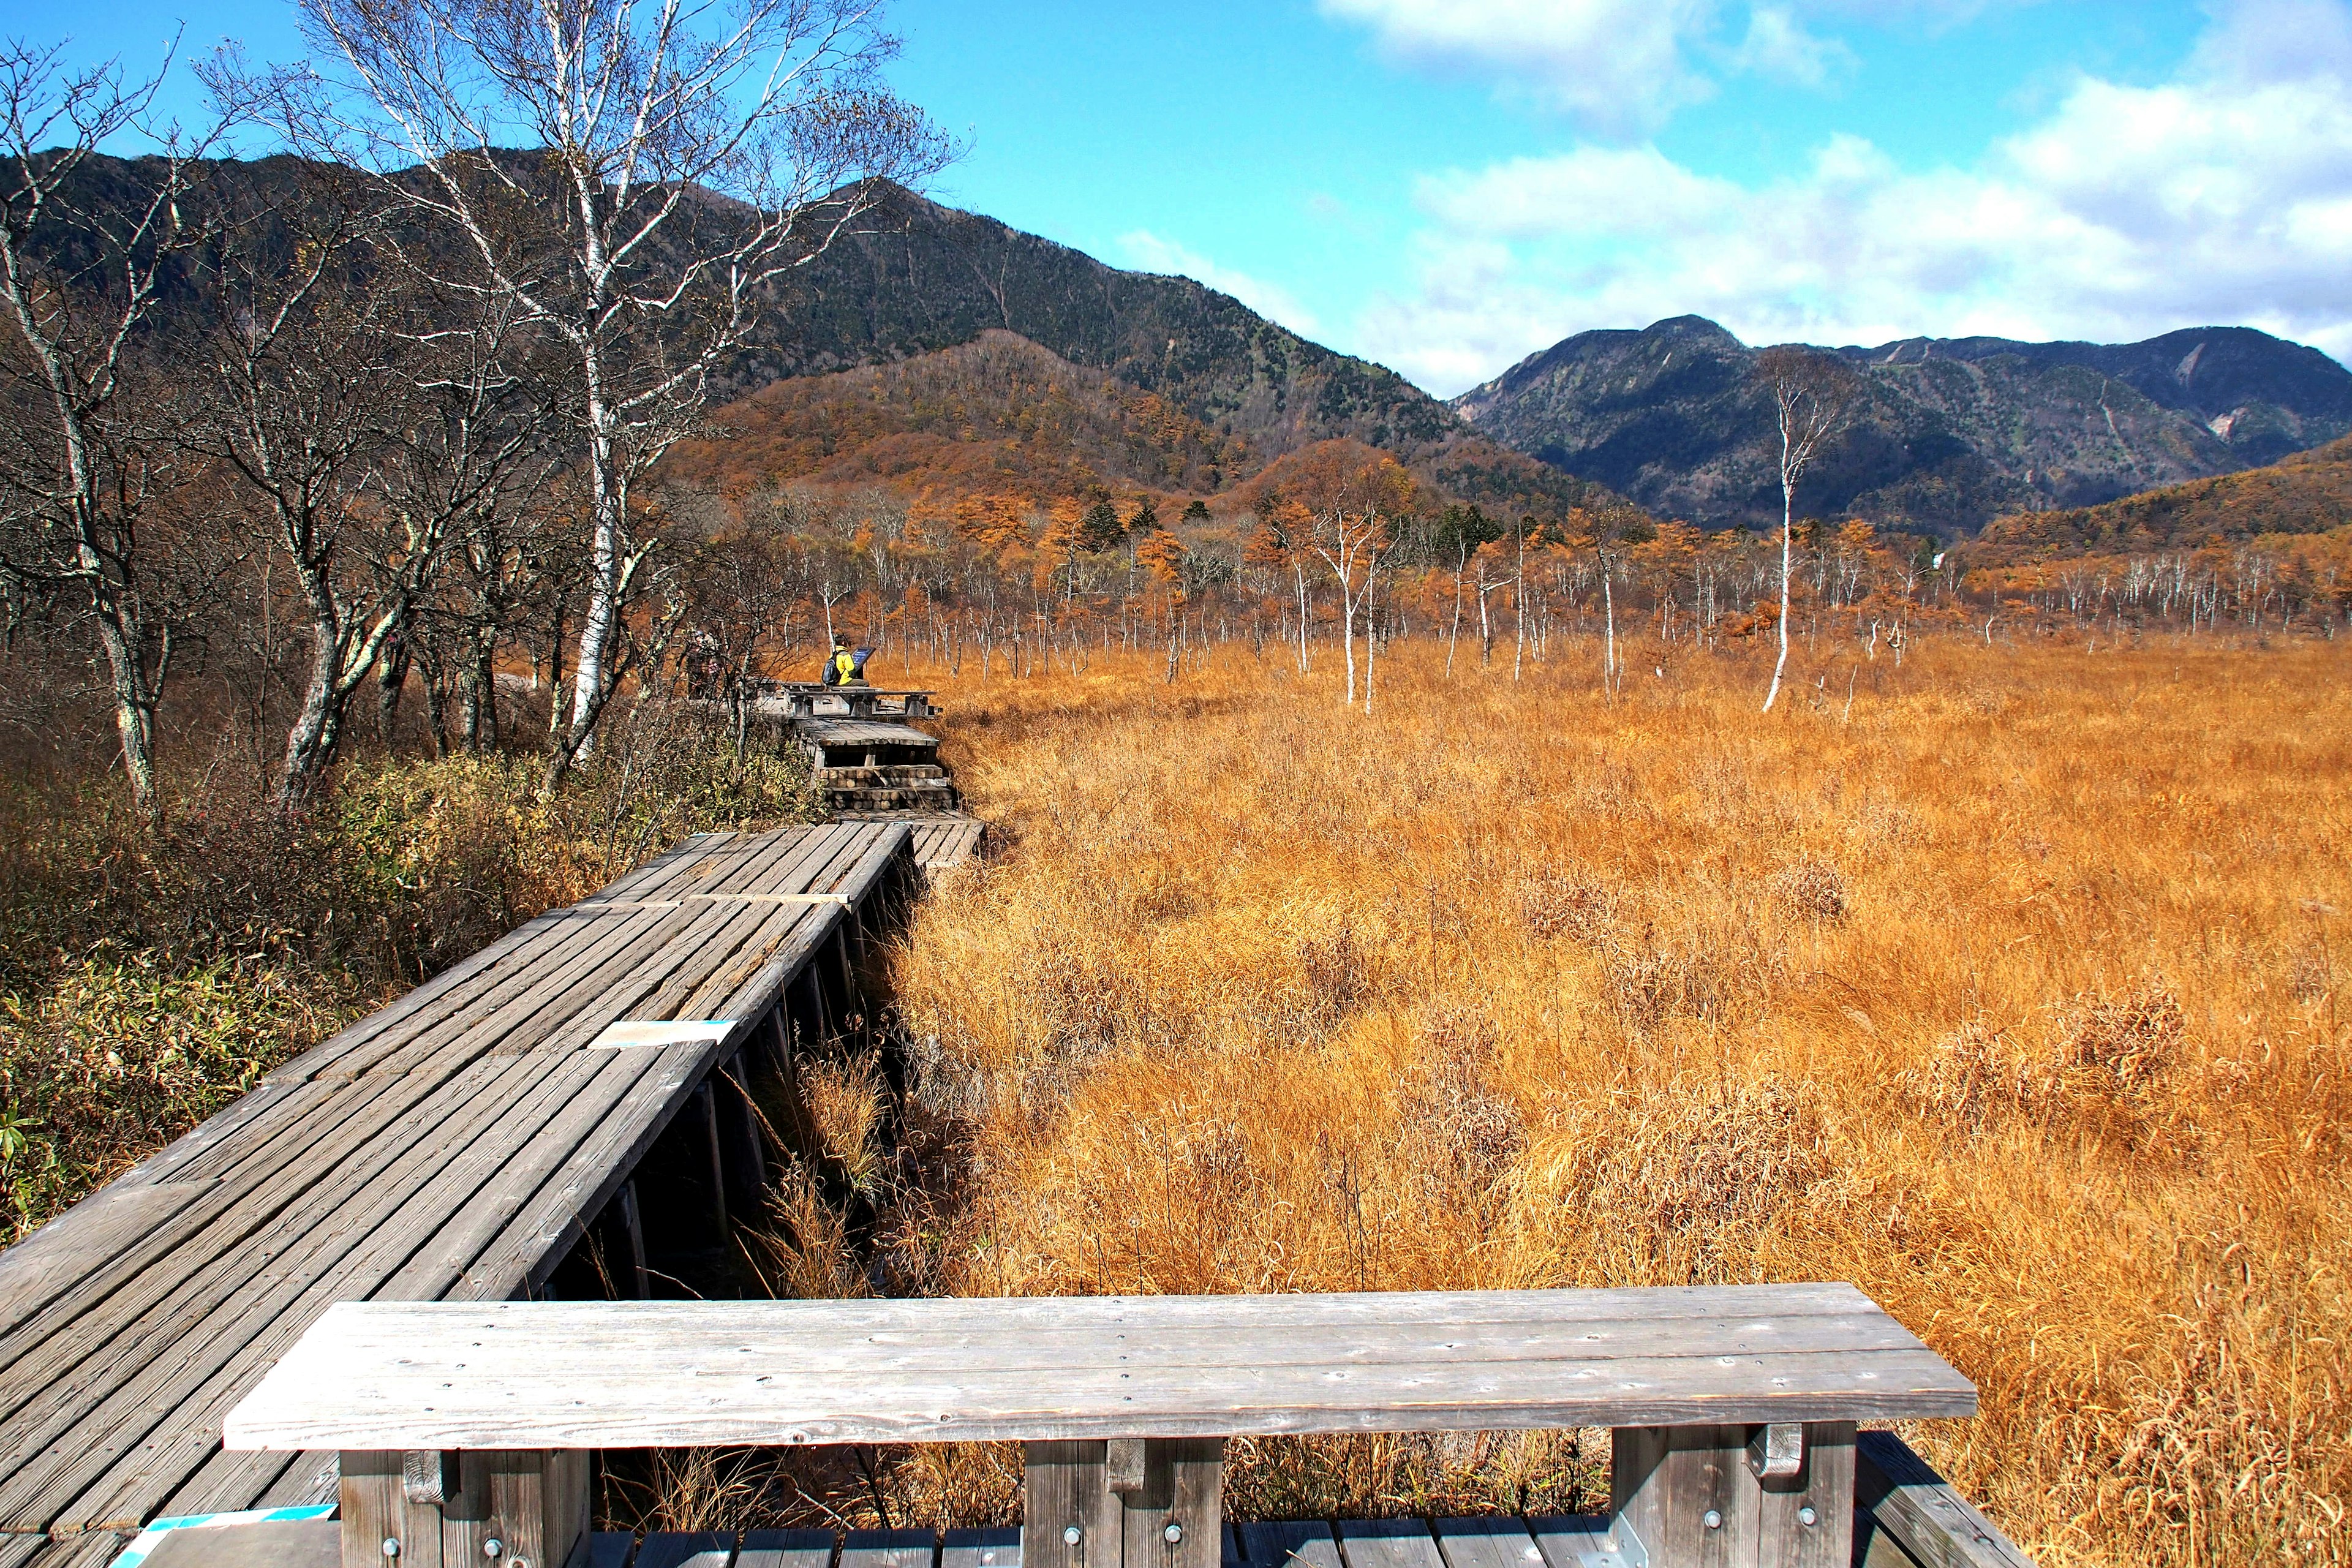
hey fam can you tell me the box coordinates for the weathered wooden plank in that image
[6,1046,605,1533]
[0,1059,535,1507]
[1118,1438,1221,1568]
[1428,1518,1545,1568]
[1854,1431,2033,1568]
[0,1182,203,1340]
[353,900,725,1080]
[26,973,683,1532]
[575,1533,636,1568]
[1523,1518,1633,1568]
[227,1341,1975,1450]
[839,1528,940,1568]
[936,1528,1017,1568]
[1334,1518,1444,1568]
[635,1532,737,1568]
[1022,1443,1118,1568]
[212,1288,1940,1371]
[17,1531,130,1568]
[0,1077,358,1360]
[0,823,897,1552]
[255,910,576,1086]
[0,1537,47,1568]
[1236,1521,1342,1568]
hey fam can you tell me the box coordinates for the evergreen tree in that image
[1128,496,1161,536]
[1079,496,1125,552]
[1180,499,1212,525]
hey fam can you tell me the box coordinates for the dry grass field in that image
[872,633,2350,1567]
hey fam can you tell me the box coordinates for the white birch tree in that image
[1754,345,1858,714]
[268,0,949,782]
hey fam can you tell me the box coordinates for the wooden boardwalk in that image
[0,823,917,1568]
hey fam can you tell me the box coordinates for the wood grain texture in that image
[1521,1519,1634,1568]
[1854,1431,2034,1568]
[1333,1519,1443,1568]
[839,1529,941,1568]
[1428,1517,1546,1568]
[635,1532,738,1568]
[937,1528,1020,1568]
[744,1529,849,1568]
[1235,1521,1341,1568]
[0,824,904,1540]
[222,1290,1974,1451]
[1021,1444,1120,1568]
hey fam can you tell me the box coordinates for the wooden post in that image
[341,1449,586,1568]
[1611,1423,1853,1568]
[1023,1439,1221,1568]
[826,929,856,1028]
[691,1082,728,1238]
[593,1180,649,1300]
[717,1049,767,1215]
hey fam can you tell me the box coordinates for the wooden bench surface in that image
[0,823,911,1550]
[224,1284,1973,1452]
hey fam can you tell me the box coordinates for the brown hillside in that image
[666,330,1249,506]
[1978,432,2352,559]
[666,330,1634,525]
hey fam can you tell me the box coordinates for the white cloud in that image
[1318,0,1970,134]
[1355,0,2352,396]
[1114,231,1324,337]
[1319,0,1719,134]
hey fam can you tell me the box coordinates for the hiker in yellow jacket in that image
[818,634,872,686]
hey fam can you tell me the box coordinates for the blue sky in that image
[17,0,2352,394]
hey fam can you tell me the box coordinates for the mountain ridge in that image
[1452,315,2352,534]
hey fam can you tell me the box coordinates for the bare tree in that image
[1753,345,1858,712]
[1295,450,1414,712]
[268,0,951,784]
[0,40,239,815]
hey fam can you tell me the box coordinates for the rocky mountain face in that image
[1451,317,2352,535]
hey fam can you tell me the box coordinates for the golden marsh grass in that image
[881,633,2352,1567]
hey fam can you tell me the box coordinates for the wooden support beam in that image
[1021,1440,1219,1568]
[717,1050,767,1216]
[341,1449,584,1568]
[1611,1423,1852,1568]
[1853,1430,2033,1568]
[826,930,857,1031]
[693,1084,728,1240]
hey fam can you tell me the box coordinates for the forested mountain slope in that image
[1972,432,2352,560]
[669,328,1618,524]
[1452,316,2352,535]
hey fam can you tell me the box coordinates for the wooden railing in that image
[221,1284,2031,1568]
[739,680,941,722]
